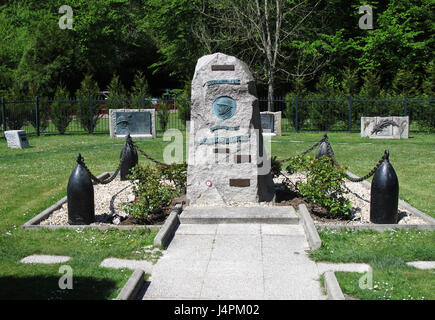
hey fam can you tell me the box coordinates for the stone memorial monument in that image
[4,130,30,148]
[109,109,156,138]
[186,53,275,205]
[260,111,282,136]
[361,116,409,139]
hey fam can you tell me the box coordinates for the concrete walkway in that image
[139,223,327,300]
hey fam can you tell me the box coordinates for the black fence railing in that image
[0,96,434,137]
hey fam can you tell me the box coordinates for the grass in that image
[310,228,435,300]
[0,131,433,299]
[0,134,170,299]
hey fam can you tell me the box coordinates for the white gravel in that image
[40,173,427,227]
[275,173,428,226]
[40,176,134,226]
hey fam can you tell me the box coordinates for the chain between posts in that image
[77,147,127,185]
[279,135,327,163]
[323,136,386,182]
[279,134,387,183]
[130,140,168,167]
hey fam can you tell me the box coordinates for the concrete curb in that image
[298,204,322,250]
[153,203,183,248]
[115,269,145,300]
[323,271,345,300]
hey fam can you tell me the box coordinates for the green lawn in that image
[310,228,435,300]
[0,131,433,299]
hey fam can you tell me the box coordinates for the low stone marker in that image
[109,109,156,138]
[5,130,30,148]
[260,111,282,136]
[361,116,409,139]
[186,52,275,205]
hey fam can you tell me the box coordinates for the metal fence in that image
[0,96,433,137]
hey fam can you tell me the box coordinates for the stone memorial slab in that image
[261,113,274,133]
[109,109,156,138]
[5,130,30,148]
[260,111,282,136]
[361,116,409,139]
[187,52,275,205]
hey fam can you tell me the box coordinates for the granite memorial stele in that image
[186,53,275,205]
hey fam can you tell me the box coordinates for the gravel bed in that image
[40,176,134,226]
[275,173,428,226]
[39,173,427,227]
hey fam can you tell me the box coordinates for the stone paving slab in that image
[406,261,435,270]
[140,223,327,300]
[180,206,299,224]
[20,255,71,264]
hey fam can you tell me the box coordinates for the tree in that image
[141,0,206,81]
[51,86,73,134]
[193,0,324,111]
[340,66,359,96]
[75,75,101,133]
[309,73,339,130]
[106,74,128,109]
[14,20,83,98]
[130,71,151,109]
[285,78,309,130]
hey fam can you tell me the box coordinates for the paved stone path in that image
[139,223,327,300]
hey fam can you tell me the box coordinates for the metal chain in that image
[77,146,127,185]
[279,135,327,163]
[324,138,386,182]
[279,133,386,183]
[130,140,168,167]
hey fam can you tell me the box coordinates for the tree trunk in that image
[267,70,274,112]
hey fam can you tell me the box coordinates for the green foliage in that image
[14,20,83,98]
[158,100,171,131]
[417,60,435,132]
[159,162,188,194]
[130,71,151,109]
[75,75,101,133]
[106,74,128,109]
[176,81,191,124]
[50,86,73,134]
[4,85,32,130]
[284,78,309,130]
[270,156,282,179]
[392,68,419,96]
[124,164,184,221]
[340,67,359,96]
[285,155,351,218]
[309,74,339,131]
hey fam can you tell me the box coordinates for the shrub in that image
[4,86,32,130]
[130,71,151,109]
[309,74,339,130]
[106,74,128,109]
[270,156,282,179]
[50,86,73,134]
[285,155,352,218]
[176,81,191,125]
[123,163,186,221]
[75,75,102,133]
[284,78,308,130]
[158,100,171,131]
[159,162,187,194]
[29,97,50,132]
